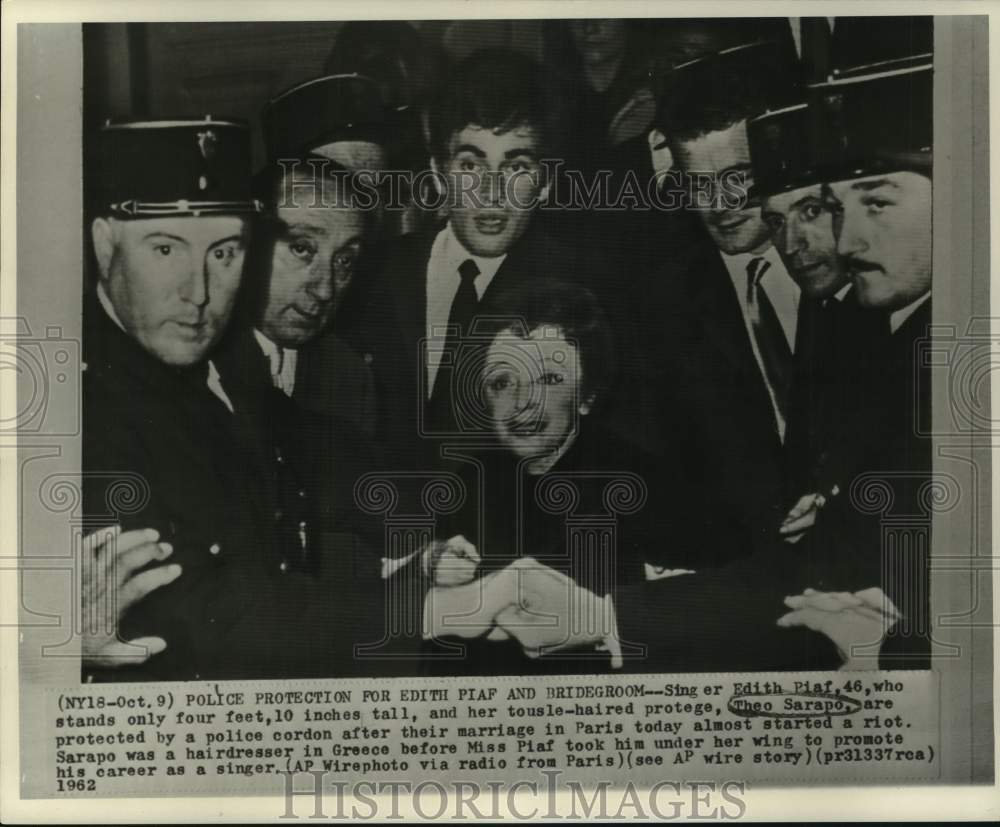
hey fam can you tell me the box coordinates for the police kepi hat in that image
[100,117,262,217]
[261,73,389,162]
[807,58,933,182]
[747,102,817,198]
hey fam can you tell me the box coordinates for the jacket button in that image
[275,449,284,464]
[298,488,307,499]
[274,509,284,521]
[279,561,288,573]
[363,352,374,365]
[209,543,221,555]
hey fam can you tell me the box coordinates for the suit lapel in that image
[691,250,761,379]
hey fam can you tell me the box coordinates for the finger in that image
[831,591,865,607]
[92,636,167,667]
[446,535,481,565]
[119,564,182,612]
[783,531,807,544]
[486,626,511,641]
[115,542,173,586]
[854,587,901,618]
[786,592,855,613]
[99,527,161,561]
[776,608,829,632]
[82,525,121,554]
[782,494,817,523]
[779,511,817,534]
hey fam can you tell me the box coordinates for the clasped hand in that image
[422,536,615,658]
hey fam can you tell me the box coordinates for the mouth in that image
[847,260,884,278]
[508,419,546,437]
[796,260,828,276]
[289,305,327,324]
[170,319,208,338]
[712,214,751,233]
[474,215,509,235]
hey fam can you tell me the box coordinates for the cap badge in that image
[197,129,218,161]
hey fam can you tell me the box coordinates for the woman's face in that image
[482,324,591,462]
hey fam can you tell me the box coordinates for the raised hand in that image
[81,525,181,668]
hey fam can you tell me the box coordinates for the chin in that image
[153,341,210,367]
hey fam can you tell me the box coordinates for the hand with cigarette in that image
[779,492,827,543]
[777,587,901,670]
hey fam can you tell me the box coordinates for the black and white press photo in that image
[2,3,996,822]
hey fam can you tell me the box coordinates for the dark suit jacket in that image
[424,425,687,676]
[612,296,933,673]
[350,222,616,471]
[642,239,789,565]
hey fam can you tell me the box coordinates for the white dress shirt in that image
[720,245,801,440]
[254,329,298,396]
[96,283,234,412]
[424,222,506,397]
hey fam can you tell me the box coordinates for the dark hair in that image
[428,48,551,163]
[481,279,616,407]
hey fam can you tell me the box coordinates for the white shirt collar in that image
[890,291,931,334]
[720,244,801,350]
[438,221,508,288]
[253,329,298,396]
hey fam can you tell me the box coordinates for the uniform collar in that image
[890,290,931,334]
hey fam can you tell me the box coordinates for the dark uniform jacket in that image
[784,287,891,500]
[611,295,933,673]
[81,294,391,681]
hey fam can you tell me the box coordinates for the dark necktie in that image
[430,258,481,417]
[747,257,793,432]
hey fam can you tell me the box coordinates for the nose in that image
[307,262,335,303]
[836,203,868,259]
[512,377,534,413]
[181,258,209,308]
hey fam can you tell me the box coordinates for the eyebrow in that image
[282,222,330,237]
[453,144,487,159]
[503,148,539,161]
[335,235,364,252]
[790,192,824,210]
[142,232,190,244]
[850,178,900,192]
[209,235,245,248]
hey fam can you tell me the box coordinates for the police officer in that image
[82,118,387,681]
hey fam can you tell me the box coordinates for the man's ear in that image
[91,217,115,280]
[647,128,674,176]
[579,394,595,417]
